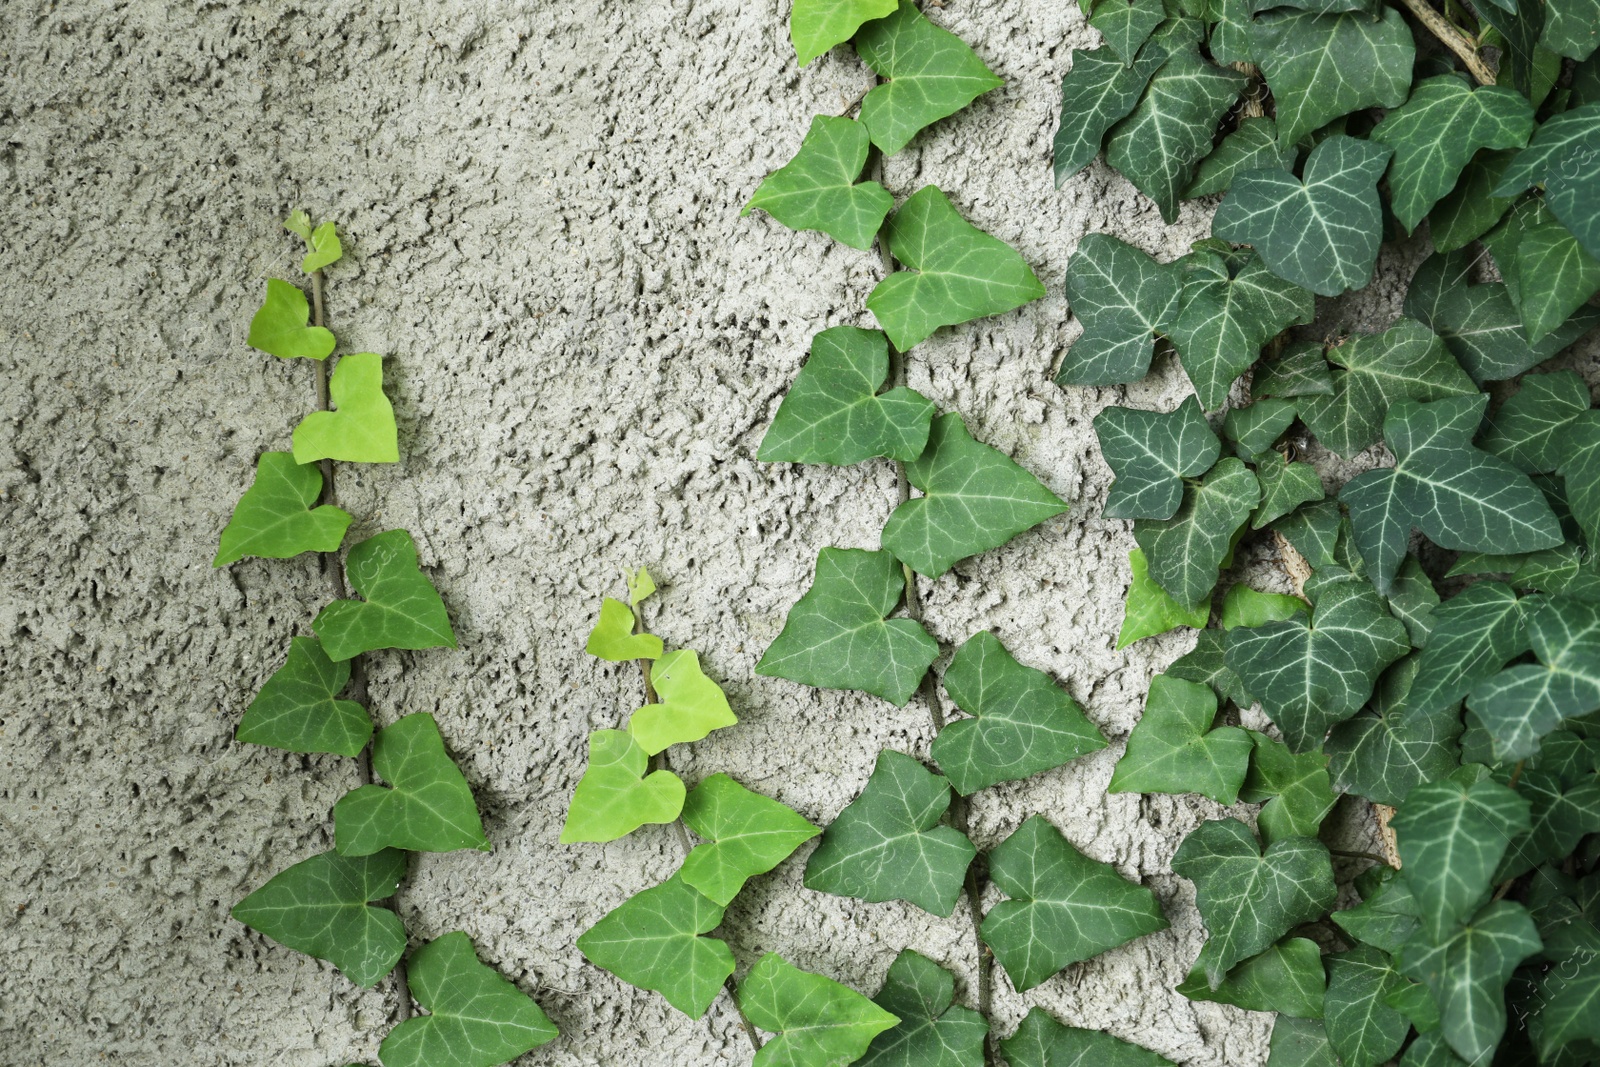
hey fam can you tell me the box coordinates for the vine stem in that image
[308,263,414,1024]
[1398,0,1496,85]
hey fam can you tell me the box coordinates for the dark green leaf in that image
[1242,731,1336,843]
[1185,118,1295,198]
[560,729,685,844]
[1387,556,1441,648]
[1392,772,1532,940]
[1253,455,1326,530]
[215,452,352,567]
[856,1,1004,156]
[789,0,898,66]
[738,952,900,1067]
[1249,8,1412,145]
[744,116,894,250]
[1405,581,1529,718]
[1429,149,1518,253]
[1494,768,1600,881]
[312,530,456,662]
[1478,371,1591,474]
[1534,940,1600,1058]
[1467,596,1600,760]
[1327,698,1463,808]
[1272,498,1342,569]
[334,714,488,856]
[1108,674,1252,803]
[1118,547,1211,647]
[1324,946,1409,1067]
[1253,342,1333,400]
[1001,1008,1177,1066]
[1168,628,1254,707]
[678,774,820,906]
[1054,45,1168,185]
[1091,0,1165,64]
[1095,396,1219,521]
[1225,399,1296,458]
[1333,866,1421,955]
[1484,198,1600,343]
[858,950,987,1067]
[238,636,372,758]
[1561,410,1600,548]
[247,278,335,360]
[1057,233,1183,387]
[1177,937,1326,1018]
[1134,456,1259,609]
[576,873,735,1017]
[1544,0,1600,59]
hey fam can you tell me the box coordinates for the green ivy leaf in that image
[378,932,557,1067]
[1058,233,1183,388]
[744,116,894,250]
[1272,501,1342,573]
[679,774,820,906]
[1494,768,1600,880]
[1177,937,1326,1018]
[1095,397,1219,521]
[1252,454,1326,530]
[1485,198,1600,343]
[1479,371,1591,474]
[560,729,685,844]
[1265,1016,1337,1067]
[855,1,1003,156]
[585,597,664,662]
[334,714,488,856]
[1184,118,1295,198]
[1169,247,1315,408]
[1370,76,1535,233]
[1341,395,1564,595]
[292,353,399,464]
[759,327,935,465]
[1406,581,1529,718]
[1171,817,1337,987]
[1467,596,1600,761]
[790,0,898,66]
[934,631,1105,795]
[1213,135,1393,297]
[1133,456,1260,609]
[882,413,1068,577]
[576,872,735,1017]
[1117,548,1211,648]
[1225,400,1296,459]
[1297,319,1475,458]
[982,815,1167,992]
[215,452,352,567]
[1533,936,1600,1058]
[1001,1008,1177,1067]
[237,636,372,757]
[1248,8,1413,145]
[1495,103,1600,258]
[1429,150,1518,253]
[247,278,336,360]
[1562,411,1600,548]
[1333,866,1420,955]
[1327,659,1464,806]
[312,529,456,661]
[1109,675,1251,804]
[1323,945,1410,1067]
[1387,556,1441,648]
[1091,0,1165,64]
[295,220,343,274]
[804,750,975,916]
[738,953,900,1067]
[857,950,987,1067]
[1054,44,1168,185]
[868,186,1045,350]
[1253,342,1334,400]
[1221,584,1307,631]
[232,848,405,988]
[1168,628,1254,708]
[1544,0,1600,59]
[757,547,938,706]
[1398,901,1542,1065]
[1242,732,1336,843]
[628,650,738,755]
[627,565,656,606]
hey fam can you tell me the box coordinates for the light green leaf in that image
[982,815,1168,992]
[1185,118,1295,198]
[857,950,987,1067]
[312,529,456,661]
[1058,233,1183,388]
[334,714,488,856]
[1253,342,1334,400]
[1297,318,1475,458]
[1429,149,1518,253]
[1484,198,1600,343]
[1242,732,1336,843]
[1478,371,1591,474]
[1117,548,1211,648]
[560,729,685,844]
[299,221,343,273]
[1221,584,1307,631]
[744,116,893,250]
[1398,901,1542,1065]
[378,932,557,1067]
[586,597,664,662]
[804,750,975,916]
[1169,247,1316,408]
[790,0,898,66]
[1054,44,1168,185]
[283,210,313,242]
[1109,675,1251,804]
[627,566,656,606]
[628,650,737,755]
[868,186,1045,350]
[1467,596,1600,761]
[882,412,1067,577]
[679,773,819,906]
[1341,394,1563,594]
[1249,7,1413,145]
[1091,0,1166,64]
[1133,456,1260,609]
[292,353,399,464]
[576,873,735,1017]
[232,848,405,988]
[1227,570,1409,751]
[759,326,935,464]
[1370,76,1534,232]
[1333,866,1420,955]
[934,630,1105,795]
[1095,397,1219,521]
[1171,817,1337,987]
[757,547,938,705]
[1252,454,1326,530]
[738,953,900,1067]
[237,636,372,758]
[1265,1017,1337,1067]
[1177,937,1326,1018]
[1561,410,1600,547]
[247,278,335,360]
[1323,946,1409,1067]
[855,1,1003,155]
[1225,399,1296,458]
[1213,134,1393,297]
[215,452,352,567]
[1406,580,1530,719]
[1001,1008,1177,1067]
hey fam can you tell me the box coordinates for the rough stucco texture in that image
[0,1,1436,1064]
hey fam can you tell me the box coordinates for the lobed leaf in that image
[1241,732,1336,843]
[1177,937,1326,1019]
[628,649,738,755]
[1249,7,1413,146]
[1090,0,1165,65]
[737,953,900,1067]
[585,596,664,661]
[1133,456,1259,610]
[1117,548,1210,648]
[312,529,456,661]
[1001,1008,1177,1066]
[855,0,1004,156]
[335,714,488,856]
[1252,454,1326,530]
[1095,397,1219,521]
[1478,371,1591,474]
[1225,400,1296,459]
[678,774,819,906]
[1333,866,1420,955]
[1054,44,1168,186]
[744,116,893,250]
[1108,675,1251,804]
[1467,596,1600,761]
[1404,581,1529,718]
[292,353,399,465]
[247,278,335,360]
[237,635,372,758]
[1184,118,1295,199]
[1484,198,1600,343]
[215,452,352,567]
[1561,410,1600,548]
[1429,149,1518,253]
[560,729,685,844]
[1265,1016,1337,1067]
[576,873,735,1017]
[857,950,987,1067]
[1057,233,1183,388]
[1323,945,1409,1067]
[790,0,898,66]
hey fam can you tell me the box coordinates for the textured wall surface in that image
[0,1,1474,1065]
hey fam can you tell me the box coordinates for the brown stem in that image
[1398,0,1496,85]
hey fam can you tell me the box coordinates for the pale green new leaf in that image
[1054,45,1167,185]
[576,873,735,1017]
[585,597,664,662]
[855,1,1004,155]
[1467,596,1600,761]
[1249,7,1413,145]
[744,116,894,250]
[1398,902,1542,1065]
[247,278,335,360]
[1091,0,1165,65]
[232,848,406,988]
[1221,585,1307,631]
[560,729,685,844]
[335,714,488,856]
[934,630,1105,795]
[738,953,900,1067]
[1002,1008,1177,1067]
[628,650,738,755]
[757,547,938,705]
[298,220,343,273]
[857,950,987,1067]
[882,413,1068,577]
[1478,371,1591,474]
[627,566,655,606]
[868,186,1045,350]
[1323,946,1409,1067]
[981,815,1168,992]
[1117,548,1210,648]
[215,452,352,567]
[759,326,934,464]
[1133,457,1260,609]
[1184,118,1295,198]
[1241,732,1336,843]
[679,774,820,906]
[1405,581,1529,717]
[1095,397,1219,521]
[237,636,372,758]
[312,529,456,661]
[1058,233,1183,387]
[292,353,399,464]
[1177,938,1326,1019]
[804,750,975,916]
[1108,675,1251,804]
[378,932,558,1067]
[790,0,898,66]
